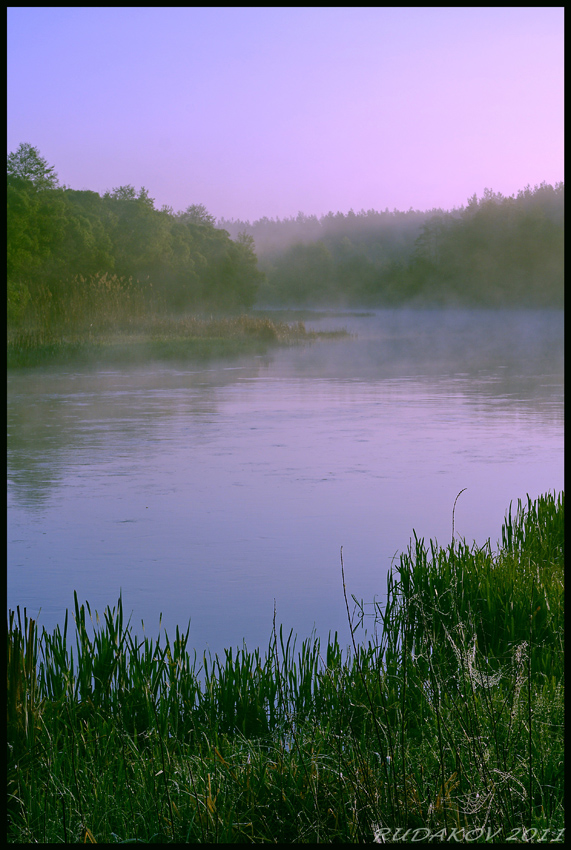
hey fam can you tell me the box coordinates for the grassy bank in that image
[7,492,563,842]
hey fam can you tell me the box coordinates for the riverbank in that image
[7,491,563,842]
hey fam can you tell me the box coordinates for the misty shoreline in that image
[6,312,349,371]
[7,304,562,372]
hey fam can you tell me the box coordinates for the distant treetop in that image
[7,142,60,191]
[177,203,216,227]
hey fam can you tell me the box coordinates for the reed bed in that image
[7,492,563,842]
[7,273,344,368]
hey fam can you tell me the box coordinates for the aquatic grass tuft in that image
[7,491,563,842]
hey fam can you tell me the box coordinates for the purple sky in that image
[7,7,563,222]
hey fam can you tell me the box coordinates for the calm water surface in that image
[7,309,564,659]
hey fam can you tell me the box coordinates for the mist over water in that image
[7,309,563,659]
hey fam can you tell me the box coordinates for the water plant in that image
[7,271,345,368]
[7,491,563,842]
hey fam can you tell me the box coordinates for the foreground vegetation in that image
[7,492,563,842]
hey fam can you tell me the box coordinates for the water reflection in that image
[7,309,564,657]
[7,362,269,509]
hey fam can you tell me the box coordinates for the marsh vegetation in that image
[7,492,563,843]
[6,272,341,369]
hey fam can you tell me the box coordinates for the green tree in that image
[7,143,60,191]
[7,180,41,279]
[270,241,334,304]
[177,203,216,227]
[102,188,170,281]
[195,227,263,310]
[105,185,155,208]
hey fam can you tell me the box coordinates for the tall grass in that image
[7,492,563,842]
[15,272,151,332]
[7,272,336,368]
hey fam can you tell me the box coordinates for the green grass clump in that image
[7,492,563,842]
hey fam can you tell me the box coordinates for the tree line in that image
[8,144,563,321]
[7,144,264,324]
[218,183,564,307]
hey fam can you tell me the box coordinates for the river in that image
[7,308,564,660]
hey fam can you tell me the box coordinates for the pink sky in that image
[7,7,563,222]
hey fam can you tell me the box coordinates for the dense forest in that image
[7,144,264,325]
[219,183,564,307]
[7,144,564,323]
